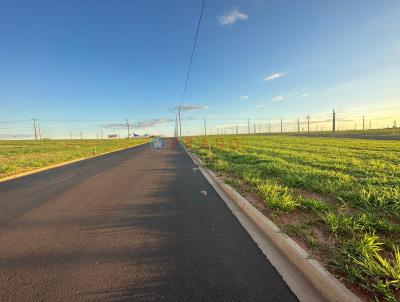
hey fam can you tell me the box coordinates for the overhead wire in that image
[178,0,206,136]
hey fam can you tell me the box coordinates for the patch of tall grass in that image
[332,233,400,301]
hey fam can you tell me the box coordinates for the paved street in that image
[0,138,297,301]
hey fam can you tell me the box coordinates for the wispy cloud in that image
[271,95,284,102]
[102,123,125,129]
[133,118,174,128]
[255,104,266,109]
[218,10,248,26]
[175,104,208,112]
[240,95,249,101]
[263,72,287,81]
[0,133,33,139]
[301,93,309,97]
[103,118,174,129]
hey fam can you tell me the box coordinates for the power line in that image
[178,0,206,136]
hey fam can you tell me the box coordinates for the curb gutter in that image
[182,145,361,302]
[0,141,149,183]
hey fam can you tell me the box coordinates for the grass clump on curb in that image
[256,181,299,212]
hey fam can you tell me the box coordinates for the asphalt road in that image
[0,138,297,302]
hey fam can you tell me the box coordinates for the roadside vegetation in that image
[184,135,400,301]
[288,127,400,138]
[0,139,149,179]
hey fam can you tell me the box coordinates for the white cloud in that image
[175,104,208,112]
[218,10,248,26]
[240,95,249,101]
[255,104,266,109]
[271,95,284,102]
[103,118,174,129]
[263,72,286,81]
[301,93,309,97]
[133,118,174,128]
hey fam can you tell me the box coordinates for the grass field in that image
[184,135,400,301]
[292,127,400,140]
[0,139,149,179]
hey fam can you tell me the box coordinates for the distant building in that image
[108,134,118,139]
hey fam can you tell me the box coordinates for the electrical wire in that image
[178,0,206,136]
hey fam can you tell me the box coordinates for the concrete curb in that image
[0,141,149,183]
[182,145,361,302]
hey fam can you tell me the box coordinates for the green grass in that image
[184,135,400,301]
[0,138,149,179]
[292,127,400,137]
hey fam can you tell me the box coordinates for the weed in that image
[256,181,299,212]
[322,211,395,236]
[300,198,329,214]
[332,234,400,301]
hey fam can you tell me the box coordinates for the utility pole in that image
[362,115,365,133]
[269,122,271,133]
[33,119,38,140]
[332,109,336,135]
[307,116,310,133]
[178,106,182,137]
[38,123,42,140]
[236,125,238,135]
[175,114,178,137]
[80,131,83,140]
[126,119,130,138]
[203,116,207,136]
[247,118,250,134]
[280,117,283,133]
[101,130,103,139]
[253,123,256,134]
[297,118,300,133]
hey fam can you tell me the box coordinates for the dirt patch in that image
[311,225,334,248]
[341,279,371,302]
[241,191,270,216]
[294,187,338,207]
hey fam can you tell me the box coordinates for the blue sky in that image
[1,0,400,138]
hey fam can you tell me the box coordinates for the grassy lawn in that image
[184,135,400,301]
[0,138,149,179]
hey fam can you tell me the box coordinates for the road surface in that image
[0,138,298,301]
